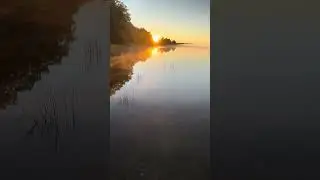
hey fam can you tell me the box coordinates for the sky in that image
[122,0,210,46]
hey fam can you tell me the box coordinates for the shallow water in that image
[110,45,210,179]
[0,0,108,177]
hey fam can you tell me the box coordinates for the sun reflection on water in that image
[151,47,159,56]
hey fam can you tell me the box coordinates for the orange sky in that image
[123,0,210,46]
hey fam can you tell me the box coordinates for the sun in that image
[152,34,160,43]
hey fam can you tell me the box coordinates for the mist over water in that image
[110,45,210,179]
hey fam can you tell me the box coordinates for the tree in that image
[110,0,131,44]
[110,0,177,46]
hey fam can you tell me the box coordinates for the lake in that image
[0,0,109,178]
[0,0,210,178]
[110,45,210,179]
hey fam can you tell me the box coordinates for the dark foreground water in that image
[110,45,210,179]
[212,1,320,179]
[0,0,108,178]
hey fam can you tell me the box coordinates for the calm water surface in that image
[0,0,108,177]
[213,2,320,179]
[110,45,210,179]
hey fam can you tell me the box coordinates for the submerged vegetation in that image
[110,0,177,46]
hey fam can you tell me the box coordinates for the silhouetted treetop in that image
[110,0,177,46]
[157,37,177,45]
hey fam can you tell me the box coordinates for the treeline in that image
[110,0,176,45]
[158,38,176,45]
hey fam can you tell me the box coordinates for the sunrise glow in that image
[152,34,160,43]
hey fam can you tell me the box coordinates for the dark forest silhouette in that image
[0,0,90,109]
[110,0,177,46]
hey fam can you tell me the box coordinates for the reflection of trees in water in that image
[110,46,174,96]
[157,46,176,53]
[0,0,91,109]
[110,47,152,96]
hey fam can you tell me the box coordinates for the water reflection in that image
[0,0,90,109]
[0,0,108,173]
[157,46,176,53]
[110,45,210,179]
[110,46,176,96]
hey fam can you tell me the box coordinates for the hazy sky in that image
[122,0,210,46]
